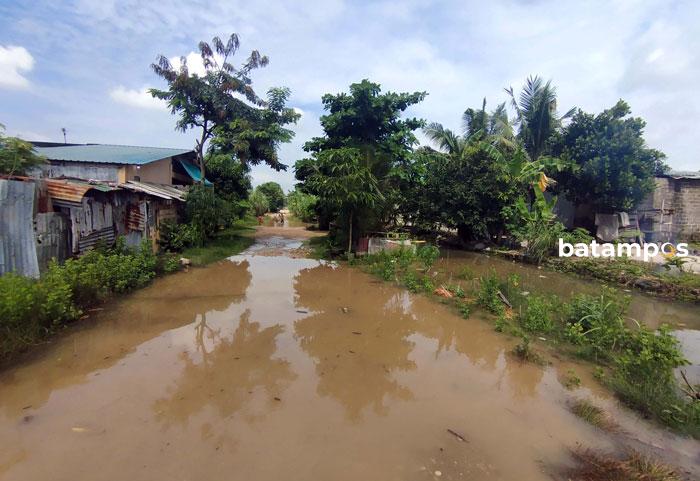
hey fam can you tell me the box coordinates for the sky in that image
[1,0,698,192]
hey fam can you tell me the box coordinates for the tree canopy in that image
[0,125,45,176]
[150,33,298,180]
[255,182,285,212]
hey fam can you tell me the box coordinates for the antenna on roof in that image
[61,127,67,144]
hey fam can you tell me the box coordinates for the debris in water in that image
[496,290,511,308]
[434,286,453,298]
[434,470,442,477]
[538,275,547,278]
[71,427,87,433]
[179,257,192,266]
[351,331,362,335]
[21,415,34,424]
[341,307,349,313]
[22,405,32,410]
[273,397,281,401]
[447,428,467,442]
[296,309,308,314]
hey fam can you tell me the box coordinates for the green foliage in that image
[520,294,557,333]
[402,271,420,292]
[204,151,252,203]
[286,189,317,222]
[180,221,255,266]
[512,335,544,364]
[476,271,505,314]
[458,266,475,280]
[185,184,235,243]
[416,244,440,271]
[0,241,157,360]
[505,190,565,263]
[256,182,285,212]
[458,301,472,319]
[554,100,667,212]
[295,79,425,249]
[663,255,688,273]
[249,189,270,216]
[158,220,198,252]
[150,34,298,178]
[412,144,520,241]
[0,125,46,175]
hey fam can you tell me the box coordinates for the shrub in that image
[520,294,557,333]
[476,271,504,314]
[402,271,419,292]
[158,220,198,252]
[286,189,318,222]
[564,289,628,359]
[416,244,440,271]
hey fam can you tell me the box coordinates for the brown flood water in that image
[1,229,698,481]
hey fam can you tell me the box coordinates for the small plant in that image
[402,271,420,292]
[446,283,465,298]
[416,244,440,272]
[563,369,581,389]
[519,294,557,333]
[421,275,435,293]
[458,266,475,280]
[476,271,505,314]
[663,255,688,273]
[457,301,471,319]
[494,314,507,332]
[512,336,544,364]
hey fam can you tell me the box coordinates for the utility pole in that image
[61,127,67,144]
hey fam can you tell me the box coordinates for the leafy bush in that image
[520,294,557,333]
[249,189,270,216]
[286,189,317,222]
[476,271,505,314]
[416,244,440,271]
[185,184,236,244]
[0,240,158,360]
[158,220,198,252]
[564,289,628,359]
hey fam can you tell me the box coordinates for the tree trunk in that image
[347,210,353,253]
[196,123,209,184]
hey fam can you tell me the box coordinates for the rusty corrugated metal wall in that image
[0,179,40,278]
[35,212,70,271]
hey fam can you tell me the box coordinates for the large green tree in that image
[255,182,285,212]
[553,100,667,212]
[295,80,425,248]
[150,33,297,180]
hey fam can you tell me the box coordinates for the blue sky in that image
[1,0,698,192]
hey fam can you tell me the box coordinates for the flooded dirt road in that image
[1,227,698,480]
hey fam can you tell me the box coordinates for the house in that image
[30,142,203,185]
[637,170,700,242]
[1,142,205,277]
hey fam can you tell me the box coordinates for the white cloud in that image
[109,86,166,110]
[0,45,34,89]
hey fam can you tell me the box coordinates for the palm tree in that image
[504,75,575,161]
[424,99,514,157]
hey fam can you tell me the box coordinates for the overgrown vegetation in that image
[548,256,700,303]
[286,188,318,222]
[569,399,616,431]
[1,240,158,361]
[0,124,46,175]
[353,245,699,437]
[180,219,255,265]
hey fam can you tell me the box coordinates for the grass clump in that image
[569,399,616,431]
[568,448,681,481]
[512,336,545,365]
[519,294,558,333]
[563,369,581,390]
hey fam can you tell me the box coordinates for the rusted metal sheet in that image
[120,181,186,201]
[0,179,40,277]
[35,212,70,270]
[45,178,119,207]
[126,202,146,231]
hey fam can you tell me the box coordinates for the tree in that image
[304,148,383,252]
[505,75,575,161]
[553,100,667,212]
[286,189,317,222]
[249,189,269,216]
[256,182,285,212]
[208,87,300,172]
[0,125,45,175]
[295,80,425,248]
[150,33,278,180]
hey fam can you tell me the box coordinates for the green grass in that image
[181,219,255,266]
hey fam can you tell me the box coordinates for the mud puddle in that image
[0,231,698,480]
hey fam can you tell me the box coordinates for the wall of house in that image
[40,161,121,182]
[637,177,700,241]
[119,157,172,184]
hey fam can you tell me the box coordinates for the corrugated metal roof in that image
[119,181,187,201]
[177,158,212,185]
[664,170,700,179]
[34,144,193,165]
[45,178,119,204]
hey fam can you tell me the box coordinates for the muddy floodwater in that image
[1,230,698,481]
